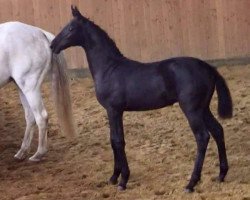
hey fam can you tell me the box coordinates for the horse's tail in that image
[51,53,76,137]
[42,29,76,137]
[214,70,233,119]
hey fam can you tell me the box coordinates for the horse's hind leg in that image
[14,90,36,160]
[27,94,48,162]
[24,90,48,162]
[180,102,210,192]
[204,109,228,182]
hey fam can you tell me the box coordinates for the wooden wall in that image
[0,0,250,68]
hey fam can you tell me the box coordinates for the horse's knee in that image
[111,140,128,167]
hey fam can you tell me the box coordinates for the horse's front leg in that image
[107,109,130,190]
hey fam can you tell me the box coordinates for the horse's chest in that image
[95,79,127,110]
[95,87,108,104]
[94,82,114,106]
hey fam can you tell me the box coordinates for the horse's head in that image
[51,6,86,54]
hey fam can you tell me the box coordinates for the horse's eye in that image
[69,27,73,31]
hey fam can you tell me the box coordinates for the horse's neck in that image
[84,43,122,80]
[83,24,123,80]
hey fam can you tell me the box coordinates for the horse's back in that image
[119,56,216,94]
[0,21,50,50]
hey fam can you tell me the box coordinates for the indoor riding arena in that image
[0,1,249,200]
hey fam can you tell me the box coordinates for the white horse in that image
[0,21,75,162]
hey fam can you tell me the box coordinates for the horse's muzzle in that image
[50,40,60,54]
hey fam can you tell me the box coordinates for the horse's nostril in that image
[50,43,55,50]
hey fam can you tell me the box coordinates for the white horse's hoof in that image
[29,152,46,162]
[14,150,27,161]
[29,156,41,162]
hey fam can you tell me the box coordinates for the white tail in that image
[51,52,76,137]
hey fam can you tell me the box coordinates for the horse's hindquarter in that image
[0,22,52,88]
[169,57,217,106]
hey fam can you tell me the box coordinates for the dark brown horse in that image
[51,6,233,192]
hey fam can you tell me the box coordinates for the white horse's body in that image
[0,22,74,161]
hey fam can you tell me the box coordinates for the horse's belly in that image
[125,93,177,111]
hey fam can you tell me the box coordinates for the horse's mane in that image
[85,17,123,57]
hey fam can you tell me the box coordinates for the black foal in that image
[51,6,233,192]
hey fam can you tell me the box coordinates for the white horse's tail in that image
[42,30,76,137]
[51,53,76,137]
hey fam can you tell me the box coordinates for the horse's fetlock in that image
[190,174,201,184]
[220,164,229,175]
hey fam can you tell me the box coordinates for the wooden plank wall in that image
[0,0,250,69]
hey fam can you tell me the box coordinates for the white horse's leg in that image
[14,90,36,160]
[20,88,48,162]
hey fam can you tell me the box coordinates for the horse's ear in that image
[71,5,83,19]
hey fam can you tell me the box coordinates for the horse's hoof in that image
[109,180,118,185]
[184,187,194,193]
[117,185,126,191]
[14,150,27,161]
[29,156,42,162]
[28,152,45,162]
[211,176,225,183]
[109,177,118,185]
[217,176,225,182]
[14,154,26,161]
